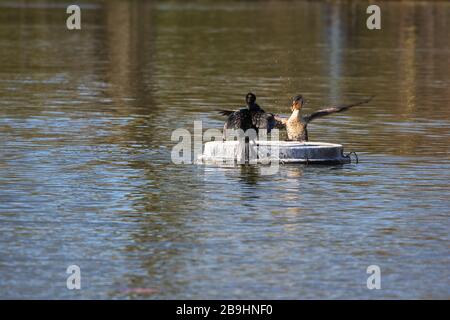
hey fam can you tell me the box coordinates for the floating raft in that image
[198,141,352,164]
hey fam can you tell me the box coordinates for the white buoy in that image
[197,141,351,164]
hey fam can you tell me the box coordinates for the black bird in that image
[219,93,283,138]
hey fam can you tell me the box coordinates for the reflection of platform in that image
[197,141,351,164]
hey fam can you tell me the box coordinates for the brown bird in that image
[282,95,374,141]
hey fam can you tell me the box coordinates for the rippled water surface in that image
[0,0,449,299]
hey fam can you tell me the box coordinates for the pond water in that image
[0,0,449,299]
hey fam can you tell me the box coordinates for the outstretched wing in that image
[251,111,269,129]
[304,96,374,123]
[252,112,286,133]
[218,110,235,117]
[219,109,287,133]
[272,115,287,129]
[222,109,253,131]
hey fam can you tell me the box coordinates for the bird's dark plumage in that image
[219,93,279,136]
[218,110,235,117]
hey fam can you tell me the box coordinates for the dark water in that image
[0,0,449,299]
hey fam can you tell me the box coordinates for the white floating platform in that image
[198,141,351,164]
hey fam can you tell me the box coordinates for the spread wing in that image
[221,109,253,131]
[304,96,374,123]
[219,109,287,133]
[218,110,234,117]
[251,111,269,129]
[252,112,287,133]
[272,115,287,129]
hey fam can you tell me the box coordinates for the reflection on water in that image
[0,0,449,299]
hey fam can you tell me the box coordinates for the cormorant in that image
[219,93,284,138]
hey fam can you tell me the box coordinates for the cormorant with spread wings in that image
[219,93,285,138]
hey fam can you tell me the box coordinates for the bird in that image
[284,95,374,141]
[219,93,284,139]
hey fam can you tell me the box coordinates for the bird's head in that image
[245,92,256,107]
[291,95,304,111]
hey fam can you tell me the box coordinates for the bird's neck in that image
[248,104,258,111]
[289,109,301,121]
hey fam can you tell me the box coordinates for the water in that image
[0,0,449,299]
